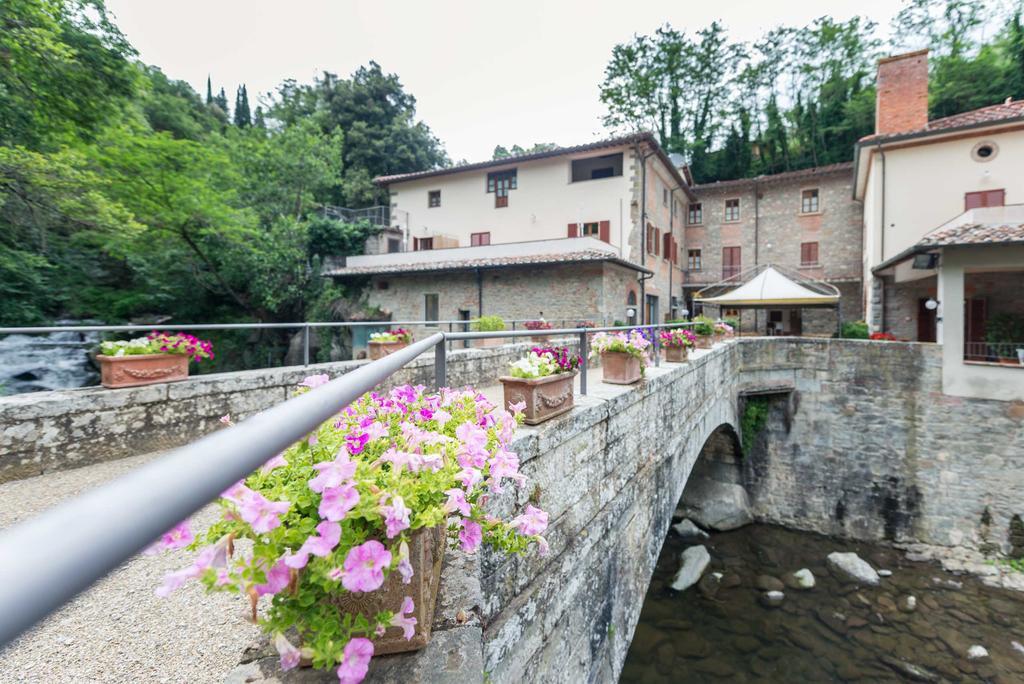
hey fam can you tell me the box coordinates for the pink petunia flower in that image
[459,519,482,553]
[260,453,288,474]
[340,540,391,593]
[238,491,292,534]
[285,521,341,569]
[390,596,417,640]
[455,467,482,489]
[381,495,411,538]
[155,536,230,597]
[455,422,489,468]
[336,637,374,684]
[309,450,357,493]
[274,632,301,671]
[511,504,548,536]
[508,399,526,414]
[145,519,193,554]
[255,558,291,596]
[397,541,413,584]
[320,483,359,522]
[443,488,471,517]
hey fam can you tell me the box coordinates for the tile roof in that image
[322,249,651,277]
[372,132,698,201]
[691,162,853,191]
[861,99,1024,143]
[918,221,1024,247]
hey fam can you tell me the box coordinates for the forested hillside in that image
[600,0,1024,182]
[0,0,446,340]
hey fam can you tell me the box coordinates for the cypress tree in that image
[253,106,266,129]
[234,84,251,127]
[214,87,229,114]
[205,76,213,105]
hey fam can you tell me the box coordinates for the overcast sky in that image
[106,0,904,163]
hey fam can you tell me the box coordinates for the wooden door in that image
[917,298,937,342]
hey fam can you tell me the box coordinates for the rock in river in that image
[679,477,753,531]
[670,545,710,592]
[827,552,880,586]
[755,574,785,592]
[759,590,785,608]
[967,645,989,660]
[672,519,709,540]
[784,568,816,590]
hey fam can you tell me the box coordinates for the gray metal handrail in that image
[0,320,702,646]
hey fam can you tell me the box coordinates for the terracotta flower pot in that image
[529,335,551,346]
[332,525,445,655]
[499,371,576,425]
[368,340,409,361]
[664,346,690,363]
[601,351,642,385]
[713,332,725,344]
[476,337,503,348]
[97,353,189,389]
[695,335,713,349]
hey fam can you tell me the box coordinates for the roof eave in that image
[323,256,654,279]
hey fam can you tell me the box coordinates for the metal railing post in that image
[578,331,588,396]
[434,337,447,388]
[448,322,453,352]
[652,325,660,367]
[302,325,310,366]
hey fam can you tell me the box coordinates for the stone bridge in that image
[2,338,1022,683]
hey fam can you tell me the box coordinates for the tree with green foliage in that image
[492,143,559,159]
[234,84,252,128]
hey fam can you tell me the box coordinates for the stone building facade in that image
[685,163,864,334]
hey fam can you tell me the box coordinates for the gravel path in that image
[0,453,260,683]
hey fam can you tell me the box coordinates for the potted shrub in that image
[96,331,213,389]
[660,328,696,363]
[713,321,734,343]
[723,318,739,338]
[152,379,549,683]
[524,319,554,345]
[590,330,650,384]
[691,316,715,349]
[473,315,506,348]
[499,346,581,425]
[368,328,412,360]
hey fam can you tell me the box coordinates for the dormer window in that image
[487,169,517,208]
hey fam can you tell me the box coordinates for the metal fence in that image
[0,321,696,646]
[964,341,1024,364]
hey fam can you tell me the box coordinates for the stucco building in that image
[854,49,1024,399]
[324,133,694,331]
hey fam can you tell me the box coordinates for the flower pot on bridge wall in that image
[331,525,444,655]
[97,354,189,389]
[500,371,577,425]
[601,351,642,385]
[476,337,503,348]
[368,340,409,361]
[695,335,713,350]
[713,332,725,345]
[664,346,690,363]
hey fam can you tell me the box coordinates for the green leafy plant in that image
[740,397,770,453]
[984,313,1024,345]
[692,315,716,337]
[841,320,869,339]
[472,315,506,332]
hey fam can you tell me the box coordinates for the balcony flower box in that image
[500,347,581,424]
[150,379,550,683]
[368,329,412,360]
[660,328,696,363]
[96,332,213,389]
[590,330,650,385]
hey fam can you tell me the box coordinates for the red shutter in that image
[567,223,578,237]
[654,229,661,255]
[663,232,671,259]
[965,189,1006,209]
[598,220,610,243]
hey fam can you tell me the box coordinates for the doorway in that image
[459,309,471,348]
[917,298,937,342]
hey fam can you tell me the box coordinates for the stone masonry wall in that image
[0,341,577,483]
[738,338,1024,552]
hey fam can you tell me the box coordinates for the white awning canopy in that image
[694,265,840,308]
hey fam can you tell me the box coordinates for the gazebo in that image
[693,264,841,336]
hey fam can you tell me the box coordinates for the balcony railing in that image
[0,321,700,645]
[964,340,1024,365]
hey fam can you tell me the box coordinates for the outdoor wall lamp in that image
[626,307,637,319]
[924,298,939,311]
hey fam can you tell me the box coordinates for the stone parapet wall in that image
[738,337,1024,552]
[0,341,577,483]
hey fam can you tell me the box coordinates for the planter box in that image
[499,371,576,425]
[97,353,189,389]
[664,346,690,363]
[476,337,503,348]
[368,340,409,361]
[528,335,551,346]
[694,335,713,350]
[713,332,725,344]
[601,351,642,385]
[332,525,444,655]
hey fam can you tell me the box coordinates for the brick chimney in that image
[875,49,929,136]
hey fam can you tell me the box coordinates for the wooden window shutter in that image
[654,229,661,255]
[598,220,610,243]
[567,223,578,237]
[663,232,671,259]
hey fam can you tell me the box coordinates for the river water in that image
[620,524,1024,683]
[0,324,99,395]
